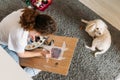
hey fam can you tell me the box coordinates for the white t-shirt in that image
[0,9,29,53]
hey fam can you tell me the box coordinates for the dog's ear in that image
[86,23,96,32]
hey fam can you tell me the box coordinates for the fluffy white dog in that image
[81,19,111,57]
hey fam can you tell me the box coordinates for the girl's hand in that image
[41,49,51,58]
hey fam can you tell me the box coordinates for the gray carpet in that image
[0,0,120,80]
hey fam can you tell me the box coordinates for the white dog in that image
[81,19,111,57]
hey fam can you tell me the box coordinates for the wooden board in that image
[20,35,78,75]
[79,0,120,31]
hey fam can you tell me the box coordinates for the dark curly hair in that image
[19,7,56,35]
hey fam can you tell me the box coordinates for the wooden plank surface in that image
[20,35,78,75]
[79,0,120,31]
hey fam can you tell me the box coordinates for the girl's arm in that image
[17,49,50,58]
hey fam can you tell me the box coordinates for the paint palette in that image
[25,42,41,50]
[25,36,48,50]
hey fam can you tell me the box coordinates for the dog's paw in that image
[94,53,98,57]
[85,45,90,49]
[94,52,102,57]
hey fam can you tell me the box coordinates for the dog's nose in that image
[99,32,101,35]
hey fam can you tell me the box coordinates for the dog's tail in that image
[94,50,107,57]
[81,19,89,24]
[93,47,106,57]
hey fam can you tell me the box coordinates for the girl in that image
[0,7,56,77]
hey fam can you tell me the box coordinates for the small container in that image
[31,0,52,11]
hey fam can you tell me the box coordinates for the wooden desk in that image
[20,35,78,75]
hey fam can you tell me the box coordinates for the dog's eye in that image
[96,28,99,30]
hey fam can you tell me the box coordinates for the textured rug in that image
[0,0,120,80]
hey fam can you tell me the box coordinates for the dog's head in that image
[84,19,107,37]
[94,19,108,36]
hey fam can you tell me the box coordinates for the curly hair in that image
[19,7,56,35]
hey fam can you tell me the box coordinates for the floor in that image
[0,0,120,80]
